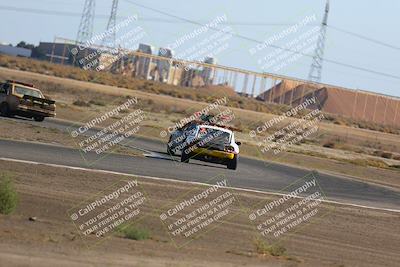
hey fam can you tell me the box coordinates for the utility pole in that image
[308,0,329,83]
[76,0,96,44]
[102,0,119,48]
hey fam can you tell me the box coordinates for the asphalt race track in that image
[0,117,399,210]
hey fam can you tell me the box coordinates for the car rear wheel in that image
[0,103,11,117]
[227,155,238,170]
[34,116,45,122]
[167,146,176,156]
[167,135,176,156]
[181,147,191,163]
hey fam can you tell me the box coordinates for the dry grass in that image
[254,238,286,256]
[116,224,151,240]
[2,54,398,135]
[1,57,400,173]
[0,54,291,116]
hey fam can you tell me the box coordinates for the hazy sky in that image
[1,0,399,97]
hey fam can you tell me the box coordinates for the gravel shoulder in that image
[0,160,399,267]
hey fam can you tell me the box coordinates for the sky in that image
[1,0,399,97]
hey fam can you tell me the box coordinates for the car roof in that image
[197,124,232,134]
[7,80,36,87]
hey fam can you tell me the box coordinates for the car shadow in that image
[147,151,228,170]
[0,115,34,122]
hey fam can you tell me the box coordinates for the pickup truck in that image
[0,80,56,122]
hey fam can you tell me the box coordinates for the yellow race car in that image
[177,124,241,170]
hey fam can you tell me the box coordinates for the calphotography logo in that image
[248,172,332,244]
[73,14,147,72]
[249,96,324,168]
[157,175,243,248]
[3,0,400,266]
[67,97,147,165]
[161,94,238,168]
[67,179,149,247]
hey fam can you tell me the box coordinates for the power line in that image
[0,5,315,26]
[123,0,400,81]
[0,5,106,18]
[1,3,399,81]
[328,25,400,51]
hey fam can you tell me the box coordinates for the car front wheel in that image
[167,146,175,156]
[34,116,45,122]
[0,103,11,117]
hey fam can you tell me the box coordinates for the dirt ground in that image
[0,118,144,157]
[0,160,399,267]
[1,66,399,156]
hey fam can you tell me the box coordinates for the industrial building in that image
[38,41,76,64]
[134,43,154,79]
[0,43,31,58]
[156,47,173,83]
[257,80,400,126]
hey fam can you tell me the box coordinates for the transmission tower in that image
[308,0,330,83]
[76,0,96,43]
[102,0,119,48]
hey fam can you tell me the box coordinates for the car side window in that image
[186,124,196,133]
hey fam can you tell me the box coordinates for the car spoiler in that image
[23,95,56,105]
[180,119,240,132]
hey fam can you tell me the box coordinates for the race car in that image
[167,122,241,170]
